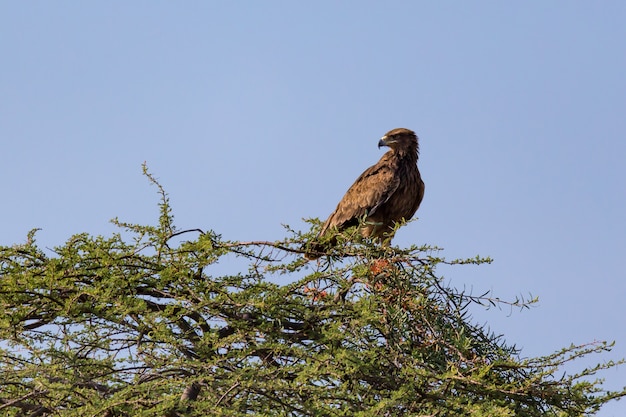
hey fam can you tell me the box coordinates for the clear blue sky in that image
[2,3,625,414]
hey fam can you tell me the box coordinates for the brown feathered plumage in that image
[305,128,425,259]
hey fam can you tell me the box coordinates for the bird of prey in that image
[305,128,425,259]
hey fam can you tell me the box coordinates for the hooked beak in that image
[378,135,393,148]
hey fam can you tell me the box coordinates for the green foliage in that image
[1,168,624,416]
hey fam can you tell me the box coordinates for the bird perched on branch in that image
[305,128,425,260]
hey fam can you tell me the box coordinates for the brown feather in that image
[305,128,425,259]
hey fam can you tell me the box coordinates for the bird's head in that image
[378,128,418,155]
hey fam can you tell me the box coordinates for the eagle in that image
[305,128,425,259]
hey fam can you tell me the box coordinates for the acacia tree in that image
[1,168,624,416]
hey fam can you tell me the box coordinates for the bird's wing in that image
[319,162,399,235]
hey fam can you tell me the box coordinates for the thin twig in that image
[0,390,46,411]
[167,229,205,240]
[216,382,241,406]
